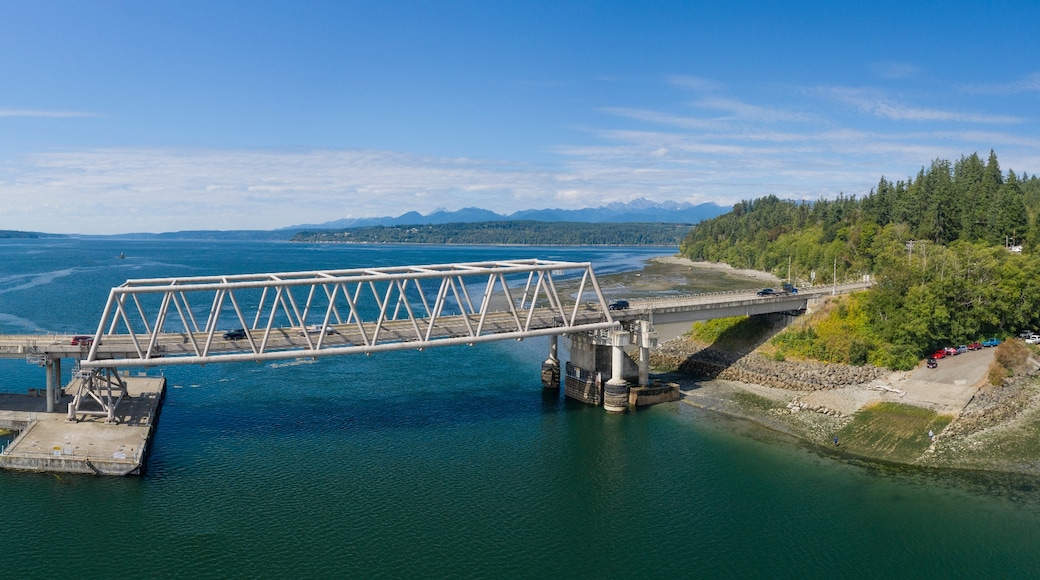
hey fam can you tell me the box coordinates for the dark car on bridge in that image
[223,328,248,341]
[608,300,630,311]
[756,288,776,296]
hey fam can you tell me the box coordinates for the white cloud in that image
[666,75,724,92]
[819,86,1023,124]
[690,97,813,123]
[870,61,920,80]
[598,107,722,130]
[961,72,1040,95]
[0,109,98,118]
[3,74,1039,235]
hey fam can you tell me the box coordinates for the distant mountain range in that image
[283,199,728,230]
[9,199,729,240]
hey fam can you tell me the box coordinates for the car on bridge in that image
[299,325,336,335]
[223,328,248,341]
[608,300,630,311]
[70,335,93,346]
[756,288,776,296]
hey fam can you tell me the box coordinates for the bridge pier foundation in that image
[541,335,560,389]
[603,330,631,413]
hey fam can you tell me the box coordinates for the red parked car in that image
[943,346,958,356]
[968,342,983,351]
[932,350,946,359]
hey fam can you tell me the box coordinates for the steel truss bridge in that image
[0,256,869,421]
[77,258,616,368]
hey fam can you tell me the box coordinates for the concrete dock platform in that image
[0,375,165,476]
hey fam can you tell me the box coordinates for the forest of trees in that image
[680,151,1040,369]
[292,221,691,246]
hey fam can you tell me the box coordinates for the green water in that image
[1,240,1039,578]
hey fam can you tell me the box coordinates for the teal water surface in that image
[1,239,1039,578]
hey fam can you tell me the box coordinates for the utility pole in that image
[832,257,837,295]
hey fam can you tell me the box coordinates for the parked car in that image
[1026,335,1040,344]
[956,345,968,354]
[223,328,248,340]
[756,288,776,296]
[608,300,630,311]
[931,350,946,359]
[982,338,1002,347]
[927,358,937,368]
[943,346,958,356]
[1020,330,1036,339]
[70,335,93,346]
[968,342,983,350]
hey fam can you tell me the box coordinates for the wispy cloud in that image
[0,109,98,118]
[818,86,1022,124]
[666,75,724,92]
[3,72,1039,235]
[690,97,813,123]
[598,107,721,130]
[961,72,1040,95]
[870,61,920,80]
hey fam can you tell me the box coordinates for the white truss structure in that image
[81,258,617,370]
[67,367,127,423]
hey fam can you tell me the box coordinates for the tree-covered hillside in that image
[682,151,1040,281]
[680,151,1040,369]
[293,221,691,246]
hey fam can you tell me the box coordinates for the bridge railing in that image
[627,281,871,307]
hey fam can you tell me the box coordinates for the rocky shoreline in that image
[651,335,1040,475]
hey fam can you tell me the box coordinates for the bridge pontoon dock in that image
[0,374,164,476]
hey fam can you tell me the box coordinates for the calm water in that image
[2,239,1040,578]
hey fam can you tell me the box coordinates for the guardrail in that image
[628,281,872,306]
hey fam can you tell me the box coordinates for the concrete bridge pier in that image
[44,357,61,413]
[541,334,560,389]
[603,329,631,413]
[634,320,657,387]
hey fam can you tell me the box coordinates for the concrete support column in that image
[54,358,62,405]
[638,345,649,387]
[603,330,630,413]
[541,334,561,389]
[45,358,55,413]
[635,320,657,387]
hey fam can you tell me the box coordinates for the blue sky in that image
[2,1,1039,234]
